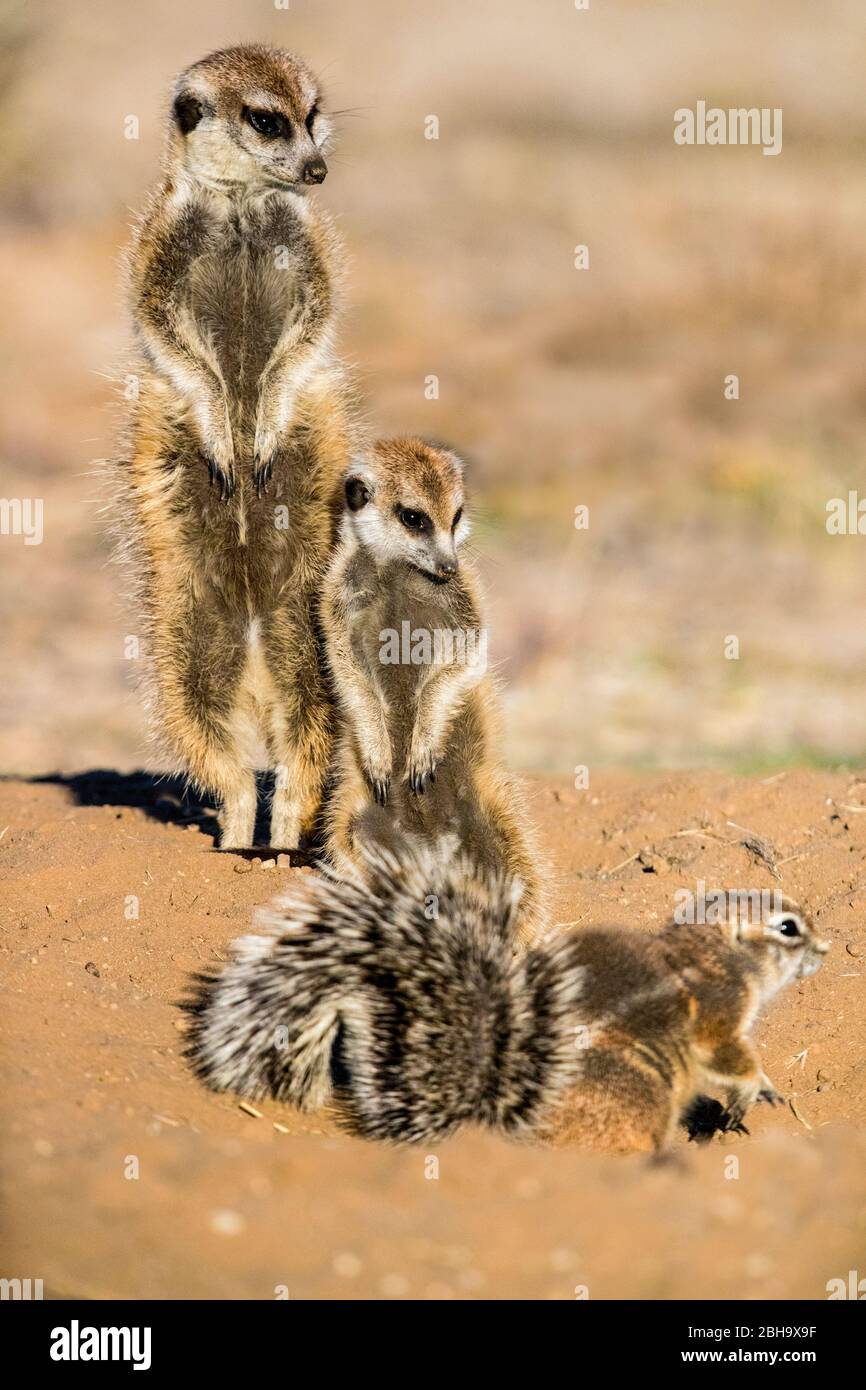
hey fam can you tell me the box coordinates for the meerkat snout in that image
[302,156,328,185]
[169,45,333,194]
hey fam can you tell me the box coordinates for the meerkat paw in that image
[252,451,274,498]
[253,398,294,492]
[723,1115,750,1136]
[202,428,235,500]
[197,404,236,501]
[757,1075,784,1106]
[367,774,391,807]
[205,454,236,501]
[406,745,438,796]
[719,1098,752,1136]
[362,760,392,807]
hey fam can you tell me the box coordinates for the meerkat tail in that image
[186,842,586,1142]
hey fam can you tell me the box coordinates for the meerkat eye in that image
[778,917,802,938]
[397,507,430,534]
[452,507,463,530]
[306,105,319,133]
[245,108,287,139]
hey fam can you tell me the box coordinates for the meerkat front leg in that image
[407,661,483,795]
[701,1037,765,1133]
[252,234,331,495]
[326,633,393,805]
[134,208,236,498]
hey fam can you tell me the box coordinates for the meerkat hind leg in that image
[262,606,331,850]
[267,726,328,849]
[269,778,303,851]
[154,598,258,851]
[218,773,258,850]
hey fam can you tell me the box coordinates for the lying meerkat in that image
[114,44,355,849]
[318,436,541,936]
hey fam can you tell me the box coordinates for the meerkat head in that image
[342,438,470,585]
[169,44,332,193]
[723,895,830,996]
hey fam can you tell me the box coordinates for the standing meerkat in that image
[114,44,354,848]
[319,437,541,936]
[188,874,829,1153]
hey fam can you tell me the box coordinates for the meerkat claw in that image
[253,455,273,498]
[364,775,390,806]
[205,456,235,501]
[408,761,436,796]
[758,1087,783,1106]
[720,1108,750,1136]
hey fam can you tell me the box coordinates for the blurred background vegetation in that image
[1,0,865,775]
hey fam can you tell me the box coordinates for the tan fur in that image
[112,46,358,847]
[544,895,831,1153]
[319,438,542,939]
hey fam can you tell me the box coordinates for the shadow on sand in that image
[27,770,317,863]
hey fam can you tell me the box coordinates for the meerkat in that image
[318,436,541,935]
[113,44,355,849]
[187,865,829,1153]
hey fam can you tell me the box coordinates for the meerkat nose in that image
[302,158,328,185]
[436,559,457,578]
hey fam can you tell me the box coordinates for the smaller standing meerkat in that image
[115,45,354,850]
[188,861,830,1153]
[318,436,541,935]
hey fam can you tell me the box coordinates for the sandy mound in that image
[1,770,863,1299]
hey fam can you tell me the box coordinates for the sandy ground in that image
[1,768,864,1301]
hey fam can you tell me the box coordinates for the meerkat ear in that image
[173,90,206,135]
[345,476,372,512]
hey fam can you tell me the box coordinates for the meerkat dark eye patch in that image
[245,107,289,139]
[306,105,319,133]
[345,477,370,512]
[452,506,463,529]
[173,92,205,134]
[397,506,431,534]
